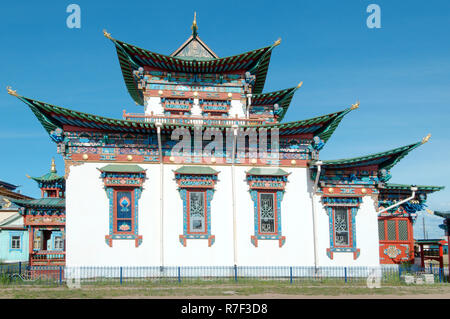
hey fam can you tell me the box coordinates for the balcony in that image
[123,111,270,127]
[30,251,65,266]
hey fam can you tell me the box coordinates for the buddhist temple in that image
[6,15,443,269]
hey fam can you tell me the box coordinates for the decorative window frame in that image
[9,231,23,252]
[322,197,362,260]
[99,166,146,247]
[50,230,64,251]
[246,170,289,247]
[174,168,219,247]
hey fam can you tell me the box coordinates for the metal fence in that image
[0,263,448,286]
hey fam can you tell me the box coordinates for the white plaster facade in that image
[65,163,381,267]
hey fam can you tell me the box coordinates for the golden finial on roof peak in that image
[51,158,57,173]
[297,81,303,89]
[191,12,198,38]
[6,86,18,96]
[426,208,434,215]
[103,29,112,40]
[274,38,282,47]
[422,133,431,144]
[350,100,360,110]
[26,174,31,179]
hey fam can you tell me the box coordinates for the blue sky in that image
[1,1,449,238]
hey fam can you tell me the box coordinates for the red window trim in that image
[332,207,353,249]
[112,188,135,236]
[186,189,208,236]
[257,190,279,236]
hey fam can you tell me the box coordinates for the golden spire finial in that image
[422,133,431,144]
[350,100,360,110]
[6,86,18,96]
[103,29,112,40]
[297,81,303,89]
[26,174,31,179]
[51,158,57,173]
[191,12,198,38]
[274,38,282,47]
[426,208,434,215]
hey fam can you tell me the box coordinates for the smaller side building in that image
[0,181,33,264]
[11,159,66,267]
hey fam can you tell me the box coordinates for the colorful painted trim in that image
[100,166,146,247]
[174,167,219,247]
[246,170,289,247]
[322,197,362,259]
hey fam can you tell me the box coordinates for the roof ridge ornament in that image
[103,29,112,40]
[274,38,282,47]
[422,133,431,144]
[6,86,18,96]
[350,100,360,110]
[51,158,57,173]
[297,81,303,89]
[191,12,198,38]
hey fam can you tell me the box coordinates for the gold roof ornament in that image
[25,174,31,179]
[103,29,112,40]
[51,158,57,173]
[273,38,282,47]
[6,86,18,96]
[297,81,303,89]
[350,101,360,110]
[191,12,198,38]
[426,208,435,215]
[3,198,11,209]
[422,133,431,144]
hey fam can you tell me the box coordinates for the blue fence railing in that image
[0,263,448,285]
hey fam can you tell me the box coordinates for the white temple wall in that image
[228,100,245,118]
[66,162,380,267]
[144,97,164,115]
[66,163,162,266]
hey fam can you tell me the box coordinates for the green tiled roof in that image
[99,164,145,173]
[246,168,290,176]
[30,172,64,183]
[11,198,65,209]
[251,85,301,122]
[384,184,445,192]
[11,94,355,145]
[434,211,450,218]
[322,139,426,170]
[174,166,218,175]
[108,36,278,104]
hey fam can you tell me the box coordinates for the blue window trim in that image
[175,172,219,247]
[9,231,23,252]
[249,190,286,247]
[50,231,64,251]
[322,197,362,260]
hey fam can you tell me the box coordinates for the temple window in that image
[322,197,362,259]
[33,231,42,250]
[188,191,207,233]
[246,168,289,247]
[99,164,146,247]
[54,235,64,250]
[378,217,410,242]
[332,207,351,247]
[174,166,219,247]
[259,192,277,234]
